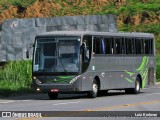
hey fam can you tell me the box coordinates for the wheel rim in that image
[136,80,140,92]
[93,83,98,94]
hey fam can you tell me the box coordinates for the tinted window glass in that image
[150,39,153,54]
[43,43,56,56]
[125,38,133,54]
[144,39,150,54]
[115,38,124,54]
[105,38,113,54]
[135,39,144,54]
[93,37,102,54]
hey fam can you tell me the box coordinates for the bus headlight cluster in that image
[70,75,81,84]
[33,76,42,84]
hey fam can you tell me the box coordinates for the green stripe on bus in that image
[58,76,74,79]
[142,69,148,78]
[124,70,135,76]
[137,56,147,71]
[142,70,148,88]
[125,77,133,83]
[140,57,149,75]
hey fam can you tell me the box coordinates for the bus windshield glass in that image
[33,37,80,73]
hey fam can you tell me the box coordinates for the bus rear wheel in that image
[132,77,141,94]
[87,80,99,98]
[48,92,58,99]
[125,77,140,94]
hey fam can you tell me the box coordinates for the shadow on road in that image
[1,85,159,101]
[0,90,137,101]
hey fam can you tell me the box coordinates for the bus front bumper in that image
[32,83,81,93]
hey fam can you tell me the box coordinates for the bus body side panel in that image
[90,56,136,90]
[81,55,155,91]
[81,72,95,91]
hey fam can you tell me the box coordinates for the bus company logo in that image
[2,112,11,117]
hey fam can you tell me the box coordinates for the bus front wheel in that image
[87,80,98,98]
[48,92,58,99]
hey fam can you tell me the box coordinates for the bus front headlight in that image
[33,76,42,84]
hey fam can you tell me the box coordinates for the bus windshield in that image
[33,37,80,74]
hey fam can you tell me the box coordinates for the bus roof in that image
[37,31,154,38]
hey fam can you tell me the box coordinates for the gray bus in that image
[32,31,156,99]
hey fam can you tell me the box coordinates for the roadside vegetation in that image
[156,37,160,82]
[157,54,160,82]
[0,0,159,96]
[0,0,36,14]
[0,60,33,96]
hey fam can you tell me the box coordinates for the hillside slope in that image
[0,0,160,35]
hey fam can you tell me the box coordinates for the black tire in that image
[125,77,141,94]
[125,88,132,94]
[98,90,108,96]
[87,80,99,98]
[48,92,58,99]
[132,77,141,94]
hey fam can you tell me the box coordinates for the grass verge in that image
[156,54,160,82]
[0,60,33,97]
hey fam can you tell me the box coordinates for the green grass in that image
[0,0,11,13]
[0,60,33,96]
[156,54,160,82]
[118,24,160,35]
[156,37,160,82]
[8,0,36,7]
[0,0,36,13]
[49,0,160,16]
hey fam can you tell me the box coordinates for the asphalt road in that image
[0,84,160,120]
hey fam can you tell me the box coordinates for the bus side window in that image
[115,38,123,54]
[145,39,153,55]
[122,38,126,54]
[144,39,150,54]
[93,37,101,54]
[126,38,132,54]
[132,39,136,54]
[150,39,153,54]
[105,38,113,54]
[135,38,144,54]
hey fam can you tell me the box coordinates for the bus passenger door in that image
[81,36,92,91]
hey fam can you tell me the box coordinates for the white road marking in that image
[53,101,81,106]
[0,100,14,104]
[145,93,160,95]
